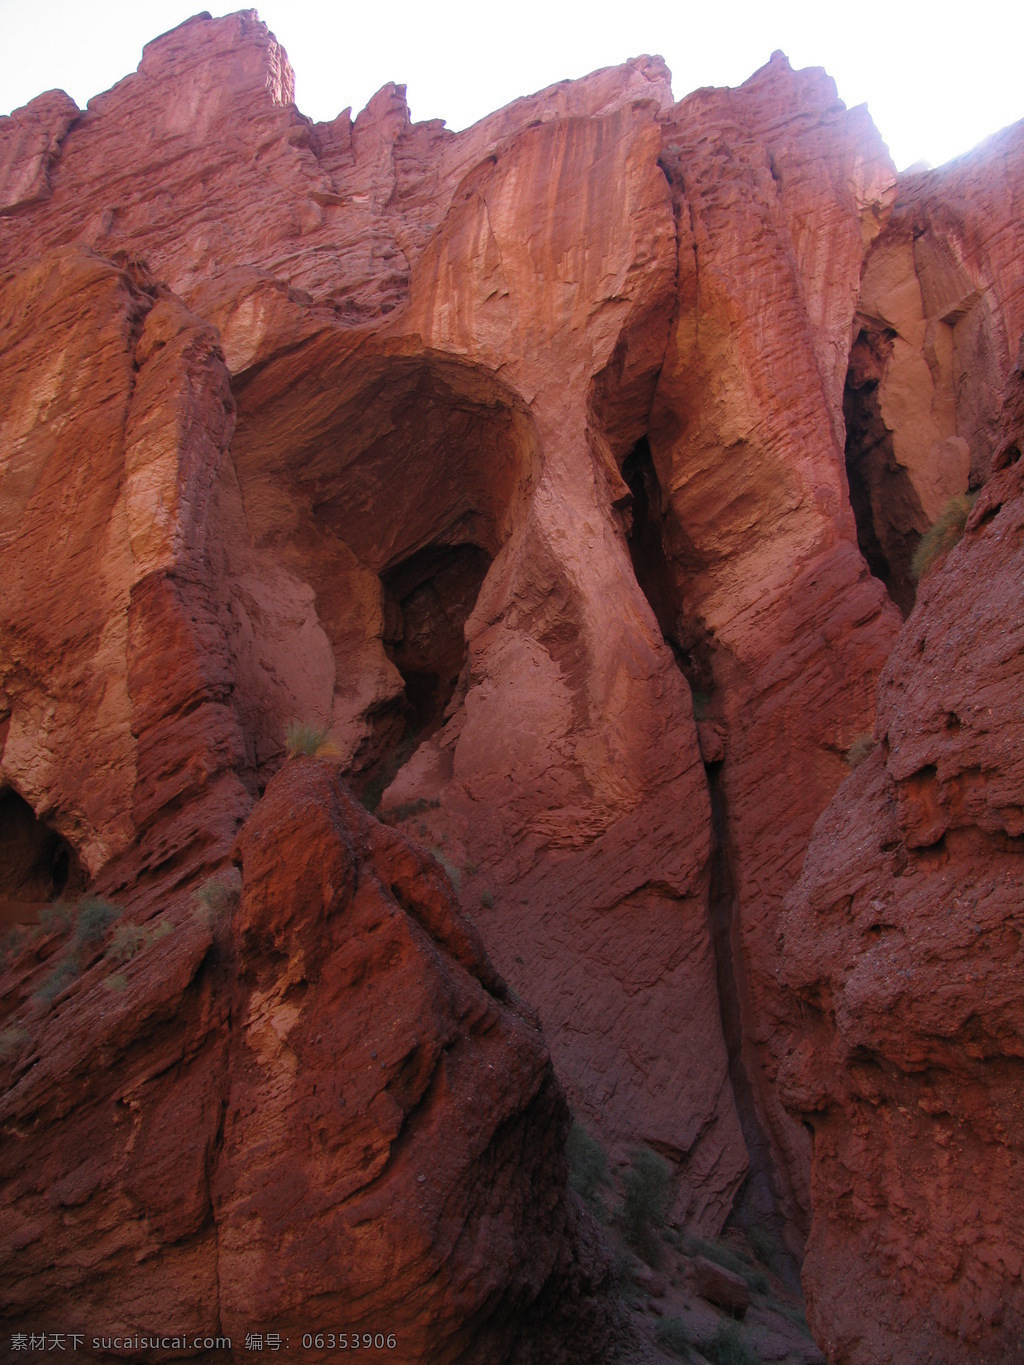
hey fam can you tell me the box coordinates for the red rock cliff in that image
[2,10,1024,1361]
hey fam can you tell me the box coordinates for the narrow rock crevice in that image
[620,441,801,1275]
[706,762,800,1285]
[843,322,920,617]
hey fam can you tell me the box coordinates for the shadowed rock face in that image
[2,10,1024,1360]
[0,759,618,1362]
[780,356,1024,1363]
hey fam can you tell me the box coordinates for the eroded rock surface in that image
[0,760,616,1362]
[2,10,1024,1359]
[845,119,1024,610]
[780,356,1024,1362]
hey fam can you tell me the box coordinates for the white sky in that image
[1,0,1022,172]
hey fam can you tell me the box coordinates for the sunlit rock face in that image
[2,10,1024,1361]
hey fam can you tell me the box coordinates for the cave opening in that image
[0,789,86,930]
[382,543,492,739]
[843,325,919,617]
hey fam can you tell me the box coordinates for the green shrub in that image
[105,923,148,964]
[622,1147,671,1263]
[655,1316,693,1358]
[479,889,495,909]
[34,955,81,1004]
[284,718,333,759]
[74,898,120,945]
[910,491,977,583]
[103,971,129,993]
[567,1122,609,1213]
[701,1321,756,1365]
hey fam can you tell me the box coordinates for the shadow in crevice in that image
[619,437,800,1275]
[621,437,716,698]
[355,543,492,808]
[0,789,86,932]
[843,324,919,618]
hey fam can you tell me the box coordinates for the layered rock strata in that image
[844,119,1024,610]
[0,760,616,1363]
[1,10,1024,1359]
[780,354,1024,1361]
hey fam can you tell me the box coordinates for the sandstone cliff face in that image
[844,119,1024,611]
[2,10,1024,1361]
[1,759,615,1362]
[779,359,1024,1361]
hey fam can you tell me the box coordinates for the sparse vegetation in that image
[700,1321,757,1365]
[103,971,129,993]
[431,850,462,895]
[684,1234,769,1294]
[655,1316,693,1358]
[910,491,977,583]
[622,1146,671,1264]
[0,926,27,969]
[479,889,494,909]
[0,1025,30,1061]
[34,955,82,1004]
[39,901,73,934]
[386,797,440,824]
[747,1221,777,1271]
[846,733,876,768]
[567,1121,610,1216]
[74,897,120,945]
[196,874,240,926]
[284,718,334,759]
[105,923,148,964]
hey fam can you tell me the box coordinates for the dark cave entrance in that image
[356,542,493,805]
[843,324,919,617]
[0,789,85,930]
[382,543,492,737]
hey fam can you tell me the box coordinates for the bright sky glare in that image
[1,0,1022,172]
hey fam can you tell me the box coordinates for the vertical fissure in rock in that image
[621,440,801,1275]
[706,763,801,1284]
[843,323,919,617]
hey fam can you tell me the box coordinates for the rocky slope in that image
[1,10,1023,1362]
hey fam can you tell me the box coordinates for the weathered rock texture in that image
[2,9,1024,1360]
[779,356,1024,1361]
[845,119,1024,611]
[1,760,618,1362]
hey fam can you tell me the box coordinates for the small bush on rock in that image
[910,491,977,582]
[622,1146,671,1264]
[567,1121,610,1215]
[284,719,334,759]
[74,897,120,945]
